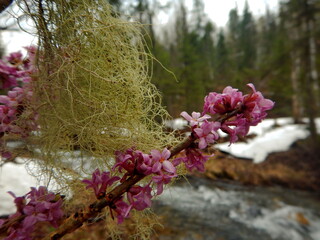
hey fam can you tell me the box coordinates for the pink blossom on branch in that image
[0,83,274,239]
[173,148,212,172]
[3,186,64,240]
[0,47,39,159]
[127,184,153,211]
[82,169,120,199]
[202,84,274,144]
[203,86,243,115]
[193,121,221,149]
[180,111,211,127]
[150,148,176,175]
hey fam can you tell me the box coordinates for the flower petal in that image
[162,160,176,174]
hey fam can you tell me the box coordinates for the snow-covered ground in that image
[0,160,38,215]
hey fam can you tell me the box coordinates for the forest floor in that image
[203,136,320,192]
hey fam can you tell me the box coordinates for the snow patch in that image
[164,118,188,130]
[216,124,309,163]
[0,160,38,215]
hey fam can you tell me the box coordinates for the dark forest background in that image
[1,0,319,140]
[108,0,320,140]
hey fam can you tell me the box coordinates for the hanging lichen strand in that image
[22,0,176,180]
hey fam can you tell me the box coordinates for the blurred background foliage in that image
[105,0,319,133]
[0,0,319,140]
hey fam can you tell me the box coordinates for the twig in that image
[44,174,145,240]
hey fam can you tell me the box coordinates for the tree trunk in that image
[302,0,318,145]
[290,27,303,123]
[290,51,303,123]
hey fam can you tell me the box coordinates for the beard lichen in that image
[21,0,177,175]
[19,1,178,236]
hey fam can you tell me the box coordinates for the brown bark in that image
[290,47,303,123]
[302,0,318,145]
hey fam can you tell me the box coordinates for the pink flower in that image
[0,62,18,89]
[113,148,154,180]
[0,86,38,138]
[220,117,248,144]
[4,186,64,239]
[203,86,243,115]
[243,83,275,125]
[25,187,64,227]
[23,204,49,230]
[127,184,153,211]
[151,148,176,175]
[135,151,153,175]
[7,191,26,215]
[193,121,220,149]
[82,169,120,199]
[180,111,211,127]
[152,173,174,195]
[202,84,274,144]
[112,198,131,224]
[6,51,23,64]
[113,149,136,175]
[174,148,212,172]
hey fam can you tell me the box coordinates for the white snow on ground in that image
[164,118,187,130]
[0,160,38,215]
[216,124,309,163]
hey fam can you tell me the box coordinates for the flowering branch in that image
[0,82,274,239]
[0,47,38,162]
[43,96,260,239]
[43,173,146,240]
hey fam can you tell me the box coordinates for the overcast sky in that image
[204,0,279,27]
[156,0,280,27]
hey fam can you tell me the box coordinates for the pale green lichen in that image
[19,0,179,192]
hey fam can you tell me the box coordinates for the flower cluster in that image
[0,186,64,240]
[0,47,36,89]
[0,47,38,159]
[178,83,274,172]
[113,148,176,195]
[173,148,212,172]
[83,147,177,223]
[82,169,120,199]
[202,84,274,143]
[178,111,219,172]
